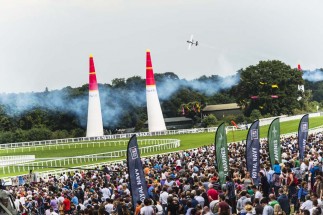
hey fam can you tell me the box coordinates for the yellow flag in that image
[272,84,278,88]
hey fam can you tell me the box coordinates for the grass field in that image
[1,116,323,177]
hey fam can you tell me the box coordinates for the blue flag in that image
[127,135,148,208]
[298,114,309,160]
[246,120,260,185]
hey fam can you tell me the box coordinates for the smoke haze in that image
[302,69,323,82]
[1,68,321,128]
[0,74,240,127]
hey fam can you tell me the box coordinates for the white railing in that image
[0,139,180,176]
[0,139,171,154]
[0,155,35,167]
[1,113,321,150]
[3,126,323,185]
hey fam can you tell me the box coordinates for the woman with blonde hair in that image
[245,204,253,215]
[274,204,285,215]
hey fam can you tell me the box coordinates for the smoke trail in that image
[0,73,240,128]
[302,69,323,82]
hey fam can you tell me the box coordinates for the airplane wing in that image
[188,43,192,50]
[187,34,193,50]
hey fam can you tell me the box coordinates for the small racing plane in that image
[187,34,198,50]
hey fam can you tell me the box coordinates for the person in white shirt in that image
[155,201,163,215]
[100,185,111,201]
[300,195,313,211]
[309,199,319,215]
[301,161,309,172]
[194,190,205,207]
[140,198,156,215]
[159,187,168,215]
[49,208,59,215]
[105,199,114,214]
[176,159,182,171]
[252,185,263,200]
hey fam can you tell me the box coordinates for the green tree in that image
[234,60,304,116]
[249,109,262,122]
[111,78,126,88]
[202,114,218,127]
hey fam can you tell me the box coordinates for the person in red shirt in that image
[207,184,219,202]
[63,195,71,214]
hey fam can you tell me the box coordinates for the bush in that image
[202,114,218,127]
[250,109,262,121]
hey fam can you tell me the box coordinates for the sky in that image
[0,0,323,93]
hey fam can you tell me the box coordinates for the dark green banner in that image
[268,118,281,168]
[215,122,229,185]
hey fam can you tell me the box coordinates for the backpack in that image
[294,169,302,180]
[272,174,280,187]
[293,173,299,185]
[287,173,298,186]
[211,201,219,214]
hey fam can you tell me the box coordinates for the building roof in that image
[203,103,240,111]
[144,117,192,124]
[164,117,193,123]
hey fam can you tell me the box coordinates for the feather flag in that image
[182,106,185,115]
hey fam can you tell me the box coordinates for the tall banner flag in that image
[127,135,148,209]
[215,123,229,185]
[246,120,260,185]
[298,114,309,160]
[268,118,281,167]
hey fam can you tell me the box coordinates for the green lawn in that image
[1,115,323,177]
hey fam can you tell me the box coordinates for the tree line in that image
[0,60,322,143]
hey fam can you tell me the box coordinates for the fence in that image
[0,155,35,167]
[0,112,321,151]
[0,139,180,176]
[0,138,171,154]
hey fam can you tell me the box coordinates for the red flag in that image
[231,120,238,128]
[182,106,185,115]
[192,105,196,112]
[297,64,302,71]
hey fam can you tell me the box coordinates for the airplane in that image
[187,34,198,50]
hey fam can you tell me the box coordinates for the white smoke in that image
[0,73,240,128]
[302,69,323,82]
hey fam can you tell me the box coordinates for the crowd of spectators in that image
[2,131,323,215]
